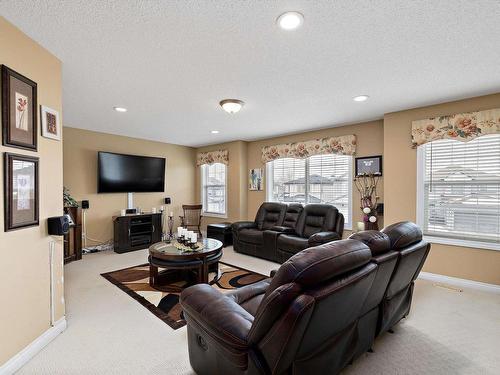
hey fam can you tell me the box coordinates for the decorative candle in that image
[170,211,173,217]
[191,233,197,244]
[177,227,182,237]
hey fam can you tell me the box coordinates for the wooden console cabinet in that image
[113,213,162,253]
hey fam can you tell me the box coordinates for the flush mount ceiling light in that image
[219,99,245,114]
[113,106,127,112]
[353,95,370,102]
[277,11,304,30]
[211,130,220,134]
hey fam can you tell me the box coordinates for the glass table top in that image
[149,237,223,257]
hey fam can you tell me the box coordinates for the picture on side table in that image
[249,168,263,191]
[4,153,39,231]
[355,155,382,177]
[1,65,38,150]
[40,105,61,140]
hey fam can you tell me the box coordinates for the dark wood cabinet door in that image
[152,214,162,243]
[114,216,132,253]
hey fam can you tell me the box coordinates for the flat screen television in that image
[98,152,165,193]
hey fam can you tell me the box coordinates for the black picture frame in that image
[355,155,382,177]
[1,65,38,151]
[4,152,40,231]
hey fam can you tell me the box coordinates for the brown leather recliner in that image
[232,202,343,263]
[231,202,286,261]
[275,204,344,262]
[180,239,377,375]
[348,229,398,358]
[180,221,430,374]
[379,221,430,334]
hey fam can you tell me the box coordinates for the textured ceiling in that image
[1,0,500,147]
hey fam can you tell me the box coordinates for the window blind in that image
[267,154,352,228]
[267,158,306,203]
[421,134,500,245]
[308,154,351,226]
[202,163,226,215]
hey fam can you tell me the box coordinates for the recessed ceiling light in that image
[211,130,220,134]
[353,95,369,102]
[277,11,304,30]
[220,99,245,114]
[113,106,127,112]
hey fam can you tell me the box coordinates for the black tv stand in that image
[113,213,162,253]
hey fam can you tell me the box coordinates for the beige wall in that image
[63,127,196,243]
[246,120,385,232]
[384,93,500,285]
[0,17,64,366]
[195,141,248,229]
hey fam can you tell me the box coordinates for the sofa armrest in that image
[270,226,296,234]
[308,231,341,246]
[180,284,253,349]
[232,221,257,232]
[226,278,272,306]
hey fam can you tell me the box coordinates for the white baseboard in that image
[0,317,67,375]
[418,272,500,294]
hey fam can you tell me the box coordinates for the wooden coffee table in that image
[148,238,223,292]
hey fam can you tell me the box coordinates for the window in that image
[266,154,352,229]
[417,134,500,250]
[201,163,227,217]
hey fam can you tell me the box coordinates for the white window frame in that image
[201,163,227,218]
[266,155,353,230]
[416,145,500,252]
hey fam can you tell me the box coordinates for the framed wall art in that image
[355,155,382,176]
[1,65,38,150]
[4,153,39,231]
[249,168,263,191]
[40,105,61,140]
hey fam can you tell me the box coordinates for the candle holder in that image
[167,215,174,240]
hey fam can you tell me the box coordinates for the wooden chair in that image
[179,204,203,236]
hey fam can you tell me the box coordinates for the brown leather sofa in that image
[180,222,429,375]
[232,202,344,263]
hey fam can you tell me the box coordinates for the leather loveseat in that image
[180,222,430,375]
[232,202,344,263]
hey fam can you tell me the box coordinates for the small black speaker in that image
[164,197,171,204]
[48,216,70,235]
[81,200,89,209]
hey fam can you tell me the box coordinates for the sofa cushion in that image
[239,228,264,245]
[283,203,303,229]
[296,204,339,238]
[349,230,391,256]
[270,239,372,290]
[277,234,309,254]
[255,202,286,230]
[381,221,422,250]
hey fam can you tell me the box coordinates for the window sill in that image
[202,212,228,219]
[423,235,500,252]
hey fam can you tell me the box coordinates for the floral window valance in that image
[411,108,500,147]
[196,150,229,166]
[261,134,356,163]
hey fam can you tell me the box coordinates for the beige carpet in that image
[17,246,500,374]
